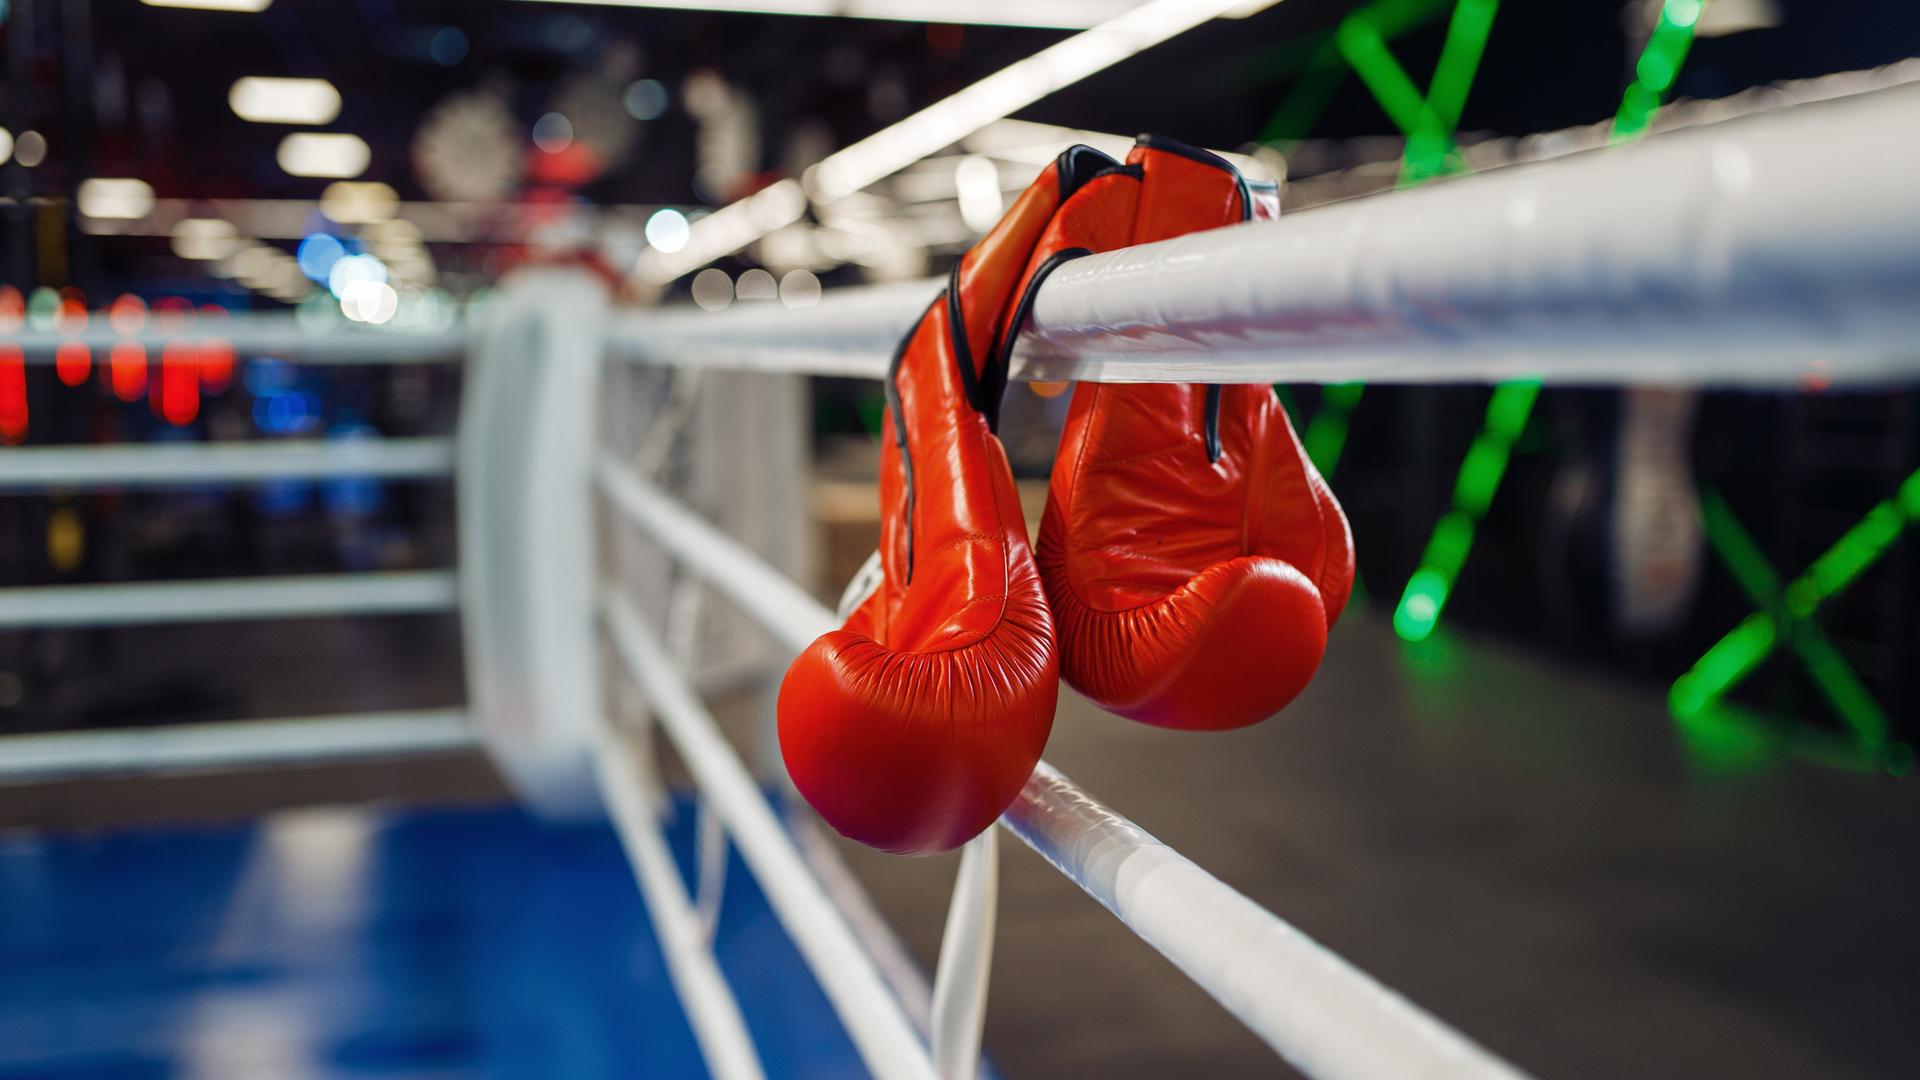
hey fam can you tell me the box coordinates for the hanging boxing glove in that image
[778,146,1122,855]
[1032,136,1355,732]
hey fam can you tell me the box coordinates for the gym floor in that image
[1,613,1913,1078]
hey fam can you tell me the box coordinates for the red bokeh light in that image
[110,341,148,402]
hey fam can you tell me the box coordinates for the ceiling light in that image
[77,178,157,220]
[954,155,1005,232]
[143,0,273,12]
[230,77,342,124]
[636,0,1280,284]
[170,219,241,261]
[808,0,1278,202]
[327,253,388,298]
[690,269,734,311]
[645,208,692,253]
[779,269,822,308]
[13,131,47,168]
[319,181,399,224]
[277,133,371,179]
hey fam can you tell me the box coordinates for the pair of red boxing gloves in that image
[778,136,1355,855]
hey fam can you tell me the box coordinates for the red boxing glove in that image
[1033,137,1355,731]
[778,147,1121,854]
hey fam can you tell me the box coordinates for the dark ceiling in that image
[11,0,1917,207]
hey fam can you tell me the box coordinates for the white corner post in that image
[458,268,611,819]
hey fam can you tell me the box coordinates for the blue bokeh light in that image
[296,233,347,284]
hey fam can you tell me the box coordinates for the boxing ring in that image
[5,82,1920,1079]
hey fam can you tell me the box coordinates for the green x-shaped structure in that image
[1263,0,1914,771]
[1671,476,1919,775]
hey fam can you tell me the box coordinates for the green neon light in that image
[1425,0,1498,131]
[1671,698,1907,776]
[1672,475,1920,771]
[1335,12,1437,139]
[1611,0,1705,141]
[1670,614,1775,716]
[1403,0,1498,181]
[1259,0,1455,144]
[1392,381,1538,642]
[1691,490,1887,746]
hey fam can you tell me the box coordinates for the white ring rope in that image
[601,591,939,1080]
[614,83,1920,388]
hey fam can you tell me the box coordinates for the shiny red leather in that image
[1034,138,1355,731]
[777,150,1120,854]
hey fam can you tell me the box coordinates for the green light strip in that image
[1425,0,1498,131]
[1301,382,1365,476]
[1611,0,1705,141]
[1392,381,1539,641]
[1404,0,1498,180]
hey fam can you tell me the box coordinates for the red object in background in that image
[55,298,91,385]
[1035,137,1353,732]
[158,343,200,426]
[525,142,607,188]
[110,342,148,402]
[198,305,235,392]
[0,289,24,442]
[55,342,92,386]
[0,345,26,444]
[108,294,146,335]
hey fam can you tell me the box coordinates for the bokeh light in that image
[297,233,348,282]
[623,79,668,121]
[779,269,822,309]
[645,208,692,254]
[690,268,733,311]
